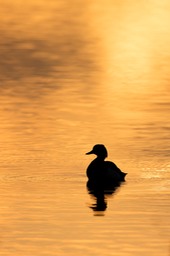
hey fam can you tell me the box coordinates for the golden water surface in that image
[0,1,169,255]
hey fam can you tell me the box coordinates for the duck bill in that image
[86,150,94,155]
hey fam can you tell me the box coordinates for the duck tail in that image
[121,172,127,181]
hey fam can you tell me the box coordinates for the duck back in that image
[105,161,127,182]
[86,158,127,189]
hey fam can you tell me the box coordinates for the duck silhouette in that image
[86,144,127,190]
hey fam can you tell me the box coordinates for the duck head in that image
[86,144,108,159]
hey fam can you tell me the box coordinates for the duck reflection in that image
[89,190,107,211]
[86,144,127,213]
[87,181,123,213]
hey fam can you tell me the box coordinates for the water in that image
[0,1,169,255]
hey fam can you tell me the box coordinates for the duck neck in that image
[96,155,106,161]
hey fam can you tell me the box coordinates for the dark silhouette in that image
[86,144,127,188]
[85,144,127,213]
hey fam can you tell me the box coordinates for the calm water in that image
[0,1,169,255]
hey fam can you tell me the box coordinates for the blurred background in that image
[0,1,169,255]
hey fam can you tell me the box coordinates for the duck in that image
[86,144,127,188]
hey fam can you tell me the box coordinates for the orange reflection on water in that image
[0,1,169,256]
[95,0,170,89]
